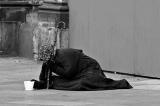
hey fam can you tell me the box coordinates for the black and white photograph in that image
[0,0,160,106]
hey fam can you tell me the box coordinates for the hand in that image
[31,79,38,82]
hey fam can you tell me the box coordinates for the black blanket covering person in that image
[32,48,132,91]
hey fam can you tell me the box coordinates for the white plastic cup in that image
[24,81,35,91]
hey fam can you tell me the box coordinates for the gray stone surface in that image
[1,57,160,106]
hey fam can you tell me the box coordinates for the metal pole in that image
[46,21,65,89]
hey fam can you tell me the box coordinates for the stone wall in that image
[0,1,69,59]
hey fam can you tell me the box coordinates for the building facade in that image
[0,0,69,59]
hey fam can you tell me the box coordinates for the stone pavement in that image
[1,57,160,106]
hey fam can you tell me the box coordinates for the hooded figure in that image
[33,48,132,91]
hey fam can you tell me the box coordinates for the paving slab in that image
[1,57,160,106]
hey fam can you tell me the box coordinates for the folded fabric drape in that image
[33,48,133,91]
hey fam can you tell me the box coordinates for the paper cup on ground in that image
[24,81,34,91]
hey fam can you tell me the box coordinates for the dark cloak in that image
[33,48,132,91]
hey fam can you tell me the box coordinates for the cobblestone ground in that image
[1,56,160,106]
